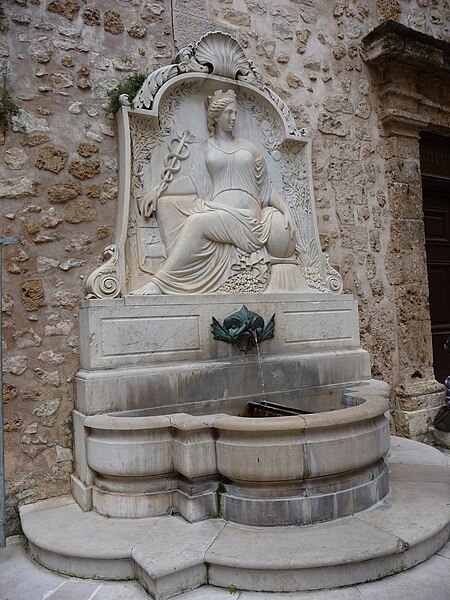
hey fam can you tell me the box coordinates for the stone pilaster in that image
[362,22,450,438]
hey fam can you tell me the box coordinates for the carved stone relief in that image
[86,32,343,298]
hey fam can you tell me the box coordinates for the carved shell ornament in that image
[194,32,261,82]
[133,32,263,111]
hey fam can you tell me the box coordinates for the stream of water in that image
[253,332,266,401]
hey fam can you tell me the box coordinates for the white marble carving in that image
[133,89,297,295]
[86,31,343,298]
[85,244,121,299]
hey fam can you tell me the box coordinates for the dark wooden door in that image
[421,134,450,384]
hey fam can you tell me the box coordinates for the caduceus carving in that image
[139,130,195,218]
[156,130,194,199]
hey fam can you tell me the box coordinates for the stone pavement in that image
[1,535,450,600]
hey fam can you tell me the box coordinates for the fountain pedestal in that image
[70,293,391,526]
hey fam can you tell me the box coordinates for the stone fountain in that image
[19,32,450,600]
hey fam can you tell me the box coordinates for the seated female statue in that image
[133,89,296,295]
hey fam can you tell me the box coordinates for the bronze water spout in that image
[211,305,275,353]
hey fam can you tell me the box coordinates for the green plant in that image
[106,72,147,114]
[0,62,19,133]
[228,584,238,594]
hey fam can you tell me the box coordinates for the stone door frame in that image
[363,21,450,438]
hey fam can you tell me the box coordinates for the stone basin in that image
[84,380,390,526]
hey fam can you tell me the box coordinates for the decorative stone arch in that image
[362,21,450,438]
[85,32,343,299]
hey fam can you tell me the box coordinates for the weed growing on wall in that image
[0,62,19,133]
[107,73,147,114]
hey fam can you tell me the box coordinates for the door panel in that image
[422,173,450,383]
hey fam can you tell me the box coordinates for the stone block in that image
[75,350,372,417]
[76,143,97,158]
[47,1,80,21]
[127,23,147,39]
[70,475,92,512]
[216,429,305,482]
[340,225,368,251]
[82,7,100,26]
[21,132,50,147]
[397,320,433,367]
[133,519,224,600]
[395,283,432,323]
[385,156,421,185]
[395,390,443,412]
[35,146,68,173]
[221,463,388,527]
[0,177,37,198]
[72,410,93,486]
[389,182,424,220]
[318,113,348,136]
[92,488,173,519]
[173,488,218,522]
[137,563,207,600]
[79,294,363,370]
[22,502,136,579]
[323,95,354,115]
[68,160,100,180]
[64,200,97,223]
[389,219,426,253]
[357,553,450,600]
[86,417,173,477]
[140,4,165,23]
[171,429,217,478]
[104,11,124,34]
[394,406,442,439]
[20,279,46,311]
[5,147,29,170]
[385,248,428,286]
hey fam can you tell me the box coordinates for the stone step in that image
[20,438,450,600]
[21,495,147,580]
[132,518,226,600]
[205,478,449,593]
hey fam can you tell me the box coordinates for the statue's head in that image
[206,89,237,135]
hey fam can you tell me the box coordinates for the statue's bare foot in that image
[130,281,163,295]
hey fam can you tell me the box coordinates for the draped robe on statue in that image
[152,138,278,294]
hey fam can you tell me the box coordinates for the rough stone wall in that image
[1,0,449,535]
[1,0,174,536]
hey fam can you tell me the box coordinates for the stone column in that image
[377,63,444,438]
[361,22,450,438]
